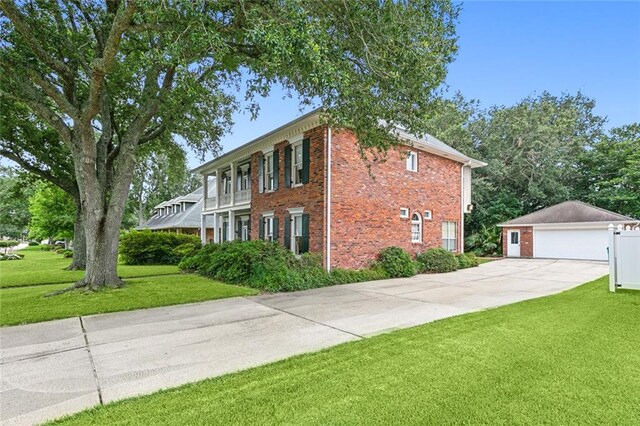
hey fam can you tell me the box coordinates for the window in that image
[442,221,457,251]
[265,153,275,191]
[292,142,304,185]
[291,214,303,254]
[240,216,250,241]
[411,213,422,242]
[510,232,519,244]
[222,170,232,195]
[424,210,432,220]
[406,151,418,172]
[263,215,274,241]
[400,208,409,218]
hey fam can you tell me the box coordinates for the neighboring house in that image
[193,109,486,270]
[138,186,214,238]
[498,201,638,261]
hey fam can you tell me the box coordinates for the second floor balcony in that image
[202,161,252,211]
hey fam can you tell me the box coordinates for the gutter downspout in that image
[326,127,332,272]
[461,161,472,254]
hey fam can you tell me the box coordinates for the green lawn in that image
[0,247,180,288]
[0,274,256,326]
[51,276,640,425]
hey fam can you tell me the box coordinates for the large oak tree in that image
[0,0,459,290]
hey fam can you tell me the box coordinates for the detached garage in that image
[499,201,637,261]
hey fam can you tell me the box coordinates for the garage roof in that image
[499,201,635,226]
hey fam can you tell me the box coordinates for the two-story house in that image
[194,109,485,270]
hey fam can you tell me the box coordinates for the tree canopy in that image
[28,181,76,242]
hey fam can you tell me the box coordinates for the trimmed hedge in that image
[416,248,458,273]
[120,230,201,265]
[376,247,417,278]
[456,252,480,269]
[179,240,390,292]
[0,240,19,249]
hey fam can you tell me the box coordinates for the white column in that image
[215,169,221,208]
[202,174,208,208]
[228,210,235,241]
[213,213,219,243]
[200,214,207,244]
[230,162,236,205]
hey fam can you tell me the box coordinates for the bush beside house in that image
[416,248,458,273]
[120,230,201,265]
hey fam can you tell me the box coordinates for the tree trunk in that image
[82,214,122,290]
[66,201,86,270]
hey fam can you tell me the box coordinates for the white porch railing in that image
[608,224,640,292]
[234,189,251,203]
[220,193,232,206]
[204,197,217,210]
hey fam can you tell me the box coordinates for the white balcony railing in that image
[220,193,232,206]
[204,197,217,210]
[234,189,251,203]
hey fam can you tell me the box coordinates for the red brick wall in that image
[250,126,327,257]
[502,226,533,257]
[329,130,463,269]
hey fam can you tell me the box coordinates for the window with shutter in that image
[284,145,292,188]
[258,154,264,193]
[301,213,309,253]
[301,138,310,184]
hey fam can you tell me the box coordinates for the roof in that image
[140,186,213,231]
[193,109,486,174]
[499,201,636,226]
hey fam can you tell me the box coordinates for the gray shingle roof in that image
[500,201,636,226]
[139,186,213,231]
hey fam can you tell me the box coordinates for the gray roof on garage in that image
[499,201,635,226]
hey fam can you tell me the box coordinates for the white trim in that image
[424,210,432,220]
[261,210,274,217]
[326,127,332,272]
[406,151,418,172]
[411,212,423,243]
[262,146,274,154]
[400,208,409,218]
[498,221,636,230]
[289,133,304,144]
[287,207,305,214]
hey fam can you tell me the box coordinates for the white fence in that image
[608,224,640,292]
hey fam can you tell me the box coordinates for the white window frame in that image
[240,164,251,191]
[406,151,418,172]
[291,140,304,186]
[442,221,457,252]
[291,213,303,254]
[240,215,250,241]
[424,210,432,220]
[263,213,274,242]
[264,153,275,192]
[400,208,409,218]
[222,169,232,195]
[411,212,422,243]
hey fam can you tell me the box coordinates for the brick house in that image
[194,109,485,270]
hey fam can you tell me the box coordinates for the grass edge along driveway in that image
[50,276,640,425]
[0,274,256,327]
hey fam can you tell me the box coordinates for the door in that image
[534,228,609,260]
[507,230,520,257]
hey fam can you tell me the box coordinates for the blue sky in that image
[192,1,640,167]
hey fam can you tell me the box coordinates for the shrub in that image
[179,240,390,292]
[40,245,54,251]
[416,248,458,273]
[120,230,201,265]
[28,241,40,246]
[329,267,388,284]
[456,252,479,269]
[376,247,416,278]
[54,248,66,255]
[172,243,200,260]
[0,240,19,249]
[0,253,23,261]
[61,249,74,258]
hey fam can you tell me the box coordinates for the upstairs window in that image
[442,221,457,251]
[222,170,232,195]
[292,142,303,185]
[406,151,418,172]
[411,212,422,243]
[265,153,275,192]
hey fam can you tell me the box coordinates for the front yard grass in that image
[0,246,180,288]
[52,276,640,425]
[0,274,256,326]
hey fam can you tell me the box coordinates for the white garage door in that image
[534,228,609,261]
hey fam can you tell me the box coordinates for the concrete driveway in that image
[0,258,608,425]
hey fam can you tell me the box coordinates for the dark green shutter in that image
[222,221,228,242]
[247,218,251,240]
[301,213,309,253]
[301,138,310,184]
[258,154,264,193]
[273,149,279,190]
[284,214,291,249]
[284,146,292,188]
[258,216,264,240]
[272,217,279,242]
[236,219,242,239]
